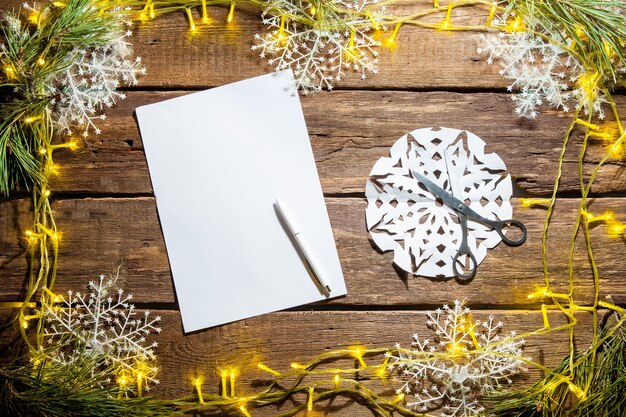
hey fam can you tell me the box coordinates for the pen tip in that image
[324,285,331,294]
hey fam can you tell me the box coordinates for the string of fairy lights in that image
[1,0,625,415]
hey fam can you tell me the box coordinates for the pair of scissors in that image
[411,169,527,281]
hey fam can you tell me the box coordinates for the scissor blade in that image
[411,169,479,216]
[410,170,456,204]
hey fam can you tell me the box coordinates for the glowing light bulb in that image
[307,386,314,411]
[43,189,51,197]
[527,287,549,299]
[37,57,46,66]
[227,2,235,23]
[366,10,379,30]
[239,405,252,417]
[334,374,341,387]
[568,383,587,401]
[386,23,402,49]
[230,370,237,397]
[309,5,316,16]
[393,393,405,404]
[220,371,229,397]
[257,363,281,376]
[520,198,551,208]
[4,66,16,79]
[290,362,306,370]
[192,376,205,405]
[186,8,196,32]
[24,115,41,123]
[440,2,453,29]
[507,16,523,32]
[487,3,497,26]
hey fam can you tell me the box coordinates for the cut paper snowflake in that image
[389,300,526,417]
[365,127,513,278]
[252,0,383,93]
[41,275,161,394]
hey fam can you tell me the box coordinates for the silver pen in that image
[274,199,331,295]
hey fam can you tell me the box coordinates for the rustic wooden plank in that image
[129,5,504,90]
[0,0,503,90]
[1,197,624,306]
[48,90,626,196]
[0,309,597,410]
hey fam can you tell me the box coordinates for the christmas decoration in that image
[365,127,515,278]
[0,0,625,416]
[41,275,162,396]
[389,300,525,417]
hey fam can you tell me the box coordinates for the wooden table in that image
[1,2,625,414]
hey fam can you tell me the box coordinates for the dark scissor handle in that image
[451,213,478,281]
[488,219,527,247]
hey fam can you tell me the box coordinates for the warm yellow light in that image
[239,405,252,417]
[24,115,41,123]
[575,118,599,130]
[185,8,196,32]
[52,1,66,7]
[393,392,405,404]
[227,2,235,23]
[448,341,465,354]
[366,10,379,30]
[37,57,46,66]
[487,3,497,26]
[520,198,551,208]
[440,2,453,30]
[608,222,626,238]
[507,16,523,32]
[333,374,341,387]
[290,362,306,370]
[433,0,439,7]
[117,375,128,386]
[350,346,367,368]
[28,12,40,25]
[43,189,51,197]
[307,386,314,411]
[527,287,549,299]
[192,376,205,405]
[568,383,587,401]
[257,363,281,376]
[4,66,16,79]
[220,371,229,397]
[309,5,316,16]
[230,370,237,397]
[577,72,599,98]
[609,142,624,159]
[201,0,209,23]
[386,23,402,49]
[21,319,29,329]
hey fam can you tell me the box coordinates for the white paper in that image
[365,127,513,278]
[136,71,346,332]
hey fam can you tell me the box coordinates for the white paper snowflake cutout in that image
[365,127,513,278]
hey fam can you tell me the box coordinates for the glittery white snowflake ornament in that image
[477,14,608,118]
[252,0,383,93]
[22,2,146,137]
[365,127,514,278]
[41,275,162,394]
[389,300,525,417]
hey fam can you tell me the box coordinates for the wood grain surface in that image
[0,0,624,413]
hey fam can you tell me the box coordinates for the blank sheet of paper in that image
[135,71,346,332]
